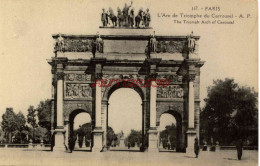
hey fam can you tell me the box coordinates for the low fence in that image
[0,144,258,151]
[199,145,258,151]
[0,144,51,149]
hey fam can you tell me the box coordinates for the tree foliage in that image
[37,99,51,131]
[1,108,28,143]
[160,123,176,149]
[200,78,258,145]
[107,126,116,146]
[27,106,37,129]
[125,129,142,147]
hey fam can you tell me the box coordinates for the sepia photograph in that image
[0,0,258,165]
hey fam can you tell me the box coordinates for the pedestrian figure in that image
[69,137,75,153]
[194,138,200,158]
[236,139,243,160]
[128,142,130,149]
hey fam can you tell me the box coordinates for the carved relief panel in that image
[65,83,92,99]
[64,73,93,99]
[157,85,184,98]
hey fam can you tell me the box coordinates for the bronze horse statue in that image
[135,10,143,28]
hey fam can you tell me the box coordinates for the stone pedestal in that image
[186,129,196,154]
[148,129,158,152]
[119,138,125,147]
[53,129,66,152]
[74,135,79,149]
[28,139,33,149]
[92,129,103,152]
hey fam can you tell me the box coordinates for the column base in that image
[147,128,159,152]
[53,129,66,152]
[92,128,103,152]
[186,129,196,154]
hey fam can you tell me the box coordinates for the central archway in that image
[102,80,146,151]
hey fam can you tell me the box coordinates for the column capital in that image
[186,73,196,81]
[56,72,65,80]
[147,73,158,80]
[95,73,103,80]
[102,100,108,105]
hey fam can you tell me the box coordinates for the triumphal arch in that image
[48,15,204,153]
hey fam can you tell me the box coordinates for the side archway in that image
[158,110,183,152]
[65,109,92,151]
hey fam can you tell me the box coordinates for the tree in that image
[0,128,5,143]
[27,106,37,129]
[160,123,176,149]
[126,130,142,147]
[77,123,92,147]
[34,126,48,143]
[1,108,28,143]
[201,78,258,145]
[27,106,37,142]
[107,126,116,146]
[36,99,52,143]
[1,108,17,143]
[15,111,28,143]
[37,100,51,131]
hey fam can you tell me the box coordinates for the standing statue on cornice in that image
[101,8,108,27]
[108,7,117,27]
[117,7,124,27]
[144,9,151,27]
[135,8,143,28]
[187,31,196,53]
[129,8,135,28]
[150,31,157,52]
[122,1,133,27]
[56,33,64,52]
[96,32,104,53]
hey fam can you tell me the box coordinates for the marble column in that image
[141,100,148,151]
[53,69,66,152]
[64,121,69,151]
[186,73,196,153]
[92,72,103,152]
[148,77,158,152]
[101,101,108,151]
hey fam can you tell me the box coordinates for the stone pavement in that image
[0,149,257,166]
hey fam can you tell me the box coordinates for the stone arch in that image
[102,80,146,101]
[102,80,146,151]
[158,110,183,152]
[63,102,92,122]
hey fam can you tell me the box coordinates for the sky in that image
[0,0,257,133]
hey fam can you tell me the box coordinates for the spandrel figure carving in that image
[66,84,73,97]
